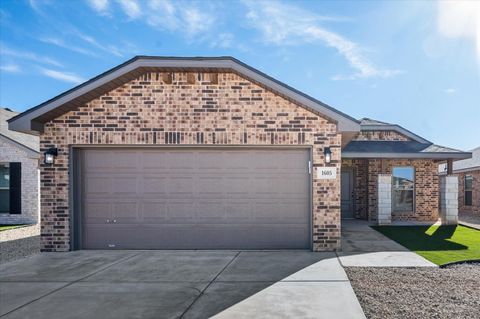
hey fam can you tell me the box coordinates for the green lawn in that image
[372,225,480,265]
[0,225,24,232]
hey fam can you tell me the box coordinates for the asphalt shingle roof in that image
[0,108,39,152]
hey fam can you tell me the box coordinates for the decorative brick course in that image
[342,158,439,221]
[40,71,342,252]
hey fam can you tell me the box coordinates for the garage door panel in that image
[197,201,225,220]
[81,148,310,250]
[166,202,196,221]
[168,177,196,195]
[254,201,308,222]
[111,176,138,194]
[85,176,111,195]
[84,202,110,222]
[112,201,138,222]
[142,201,167,222]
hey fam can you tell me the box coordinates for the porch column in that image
[377,174,392,225]
[439,175,458,225]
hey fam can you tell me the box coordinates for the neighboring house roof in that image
[0,108,39,154]
[342,141,470,159]
[359,117,431,144]
[439,146,480,173]
[8,56,360,135]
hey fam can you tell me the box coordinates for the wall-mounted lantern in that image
[324,147,332,164]
[44,148,58,165]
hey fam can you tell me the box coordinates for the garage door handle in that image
[106,219,110,223]
[113,219,117,223]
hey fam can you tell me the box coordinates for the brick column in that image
[440,175,458,225]
[377,174,392,225]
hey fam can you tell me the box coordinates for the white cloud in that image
[210,33,234,48]
[244,1,402,80]
[76,32,123,57]
[445,88,457,94]
[0,46,62,67]
[437,1,480,61]
[146,0,216,37]
[117,0,141,19]
[40,37,97,56]
[0,64,20,73]
[87,0,110,15]
[40,68,85,84]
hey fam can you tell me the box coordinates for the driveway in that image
[0,250,365,319]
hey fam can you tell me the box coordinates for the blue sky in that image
[1,0,479,150]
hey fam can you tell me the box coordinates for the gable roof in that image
[359,117,431,144]
[0,108,39,153]
[8,56,360,135]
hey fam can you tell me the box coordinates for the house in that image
[0,108,40,225]
[439,147,480,215]
[7,56,471,252]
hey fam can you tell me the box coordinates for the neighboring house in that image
[0,107,40,225]
[439,147,480,215]
[8,56,471,252]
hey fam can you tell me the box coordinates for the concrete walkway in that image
[337,219,436,267]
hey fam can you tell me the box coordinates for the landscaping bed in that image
[372,225,480,265]
[0,224,40,264]
[346,264,480,319]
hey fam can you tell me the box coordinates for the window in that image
[392,167,415,212]
[465,175,473,206]
[0,163,10,213]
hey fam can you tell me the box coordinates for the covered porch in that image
[340,142,470,225]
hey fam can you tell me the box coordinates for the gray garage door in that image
[79,148,310,250]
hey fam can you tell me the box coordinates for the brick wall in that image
[353,130,411,141]
[40,71,342,252]
[0,139,39,224]
[457,170,480,214]
[342,158,439,221]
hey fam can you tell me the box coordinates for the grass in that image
[0,224,25,232]
[372,225,480,265]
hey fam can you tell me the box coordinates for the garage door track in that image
[0,250,364,319]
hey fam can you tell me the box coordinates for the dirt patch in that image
[346,264,480,319]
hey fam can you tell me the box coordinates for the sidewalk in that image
[213,254,366,319]
[337,219,436,267]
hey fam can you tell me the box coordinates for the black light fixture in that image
[44,148,58,165]
[324,147,332,164]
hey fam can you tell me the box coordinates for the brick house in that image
[440,147,480,215]
[8,56,471,252]
[0,108,40,225]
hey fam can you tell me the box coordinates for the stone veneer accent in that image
[439,175,458,224]
[342,158,439,221]
[40,71,342,252]
[0,139,39,224]
[377,174,392,225]
[456,170,480,215]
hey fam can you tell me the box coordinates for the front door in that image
[341,168,354,218]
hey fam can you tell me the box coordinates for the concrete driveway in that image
[0,250,365,319]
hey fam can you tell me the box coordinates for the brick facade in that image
[457,170,480,215]
[40,71,342,252]
[0,139,39,224]
[342,158,439,221]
